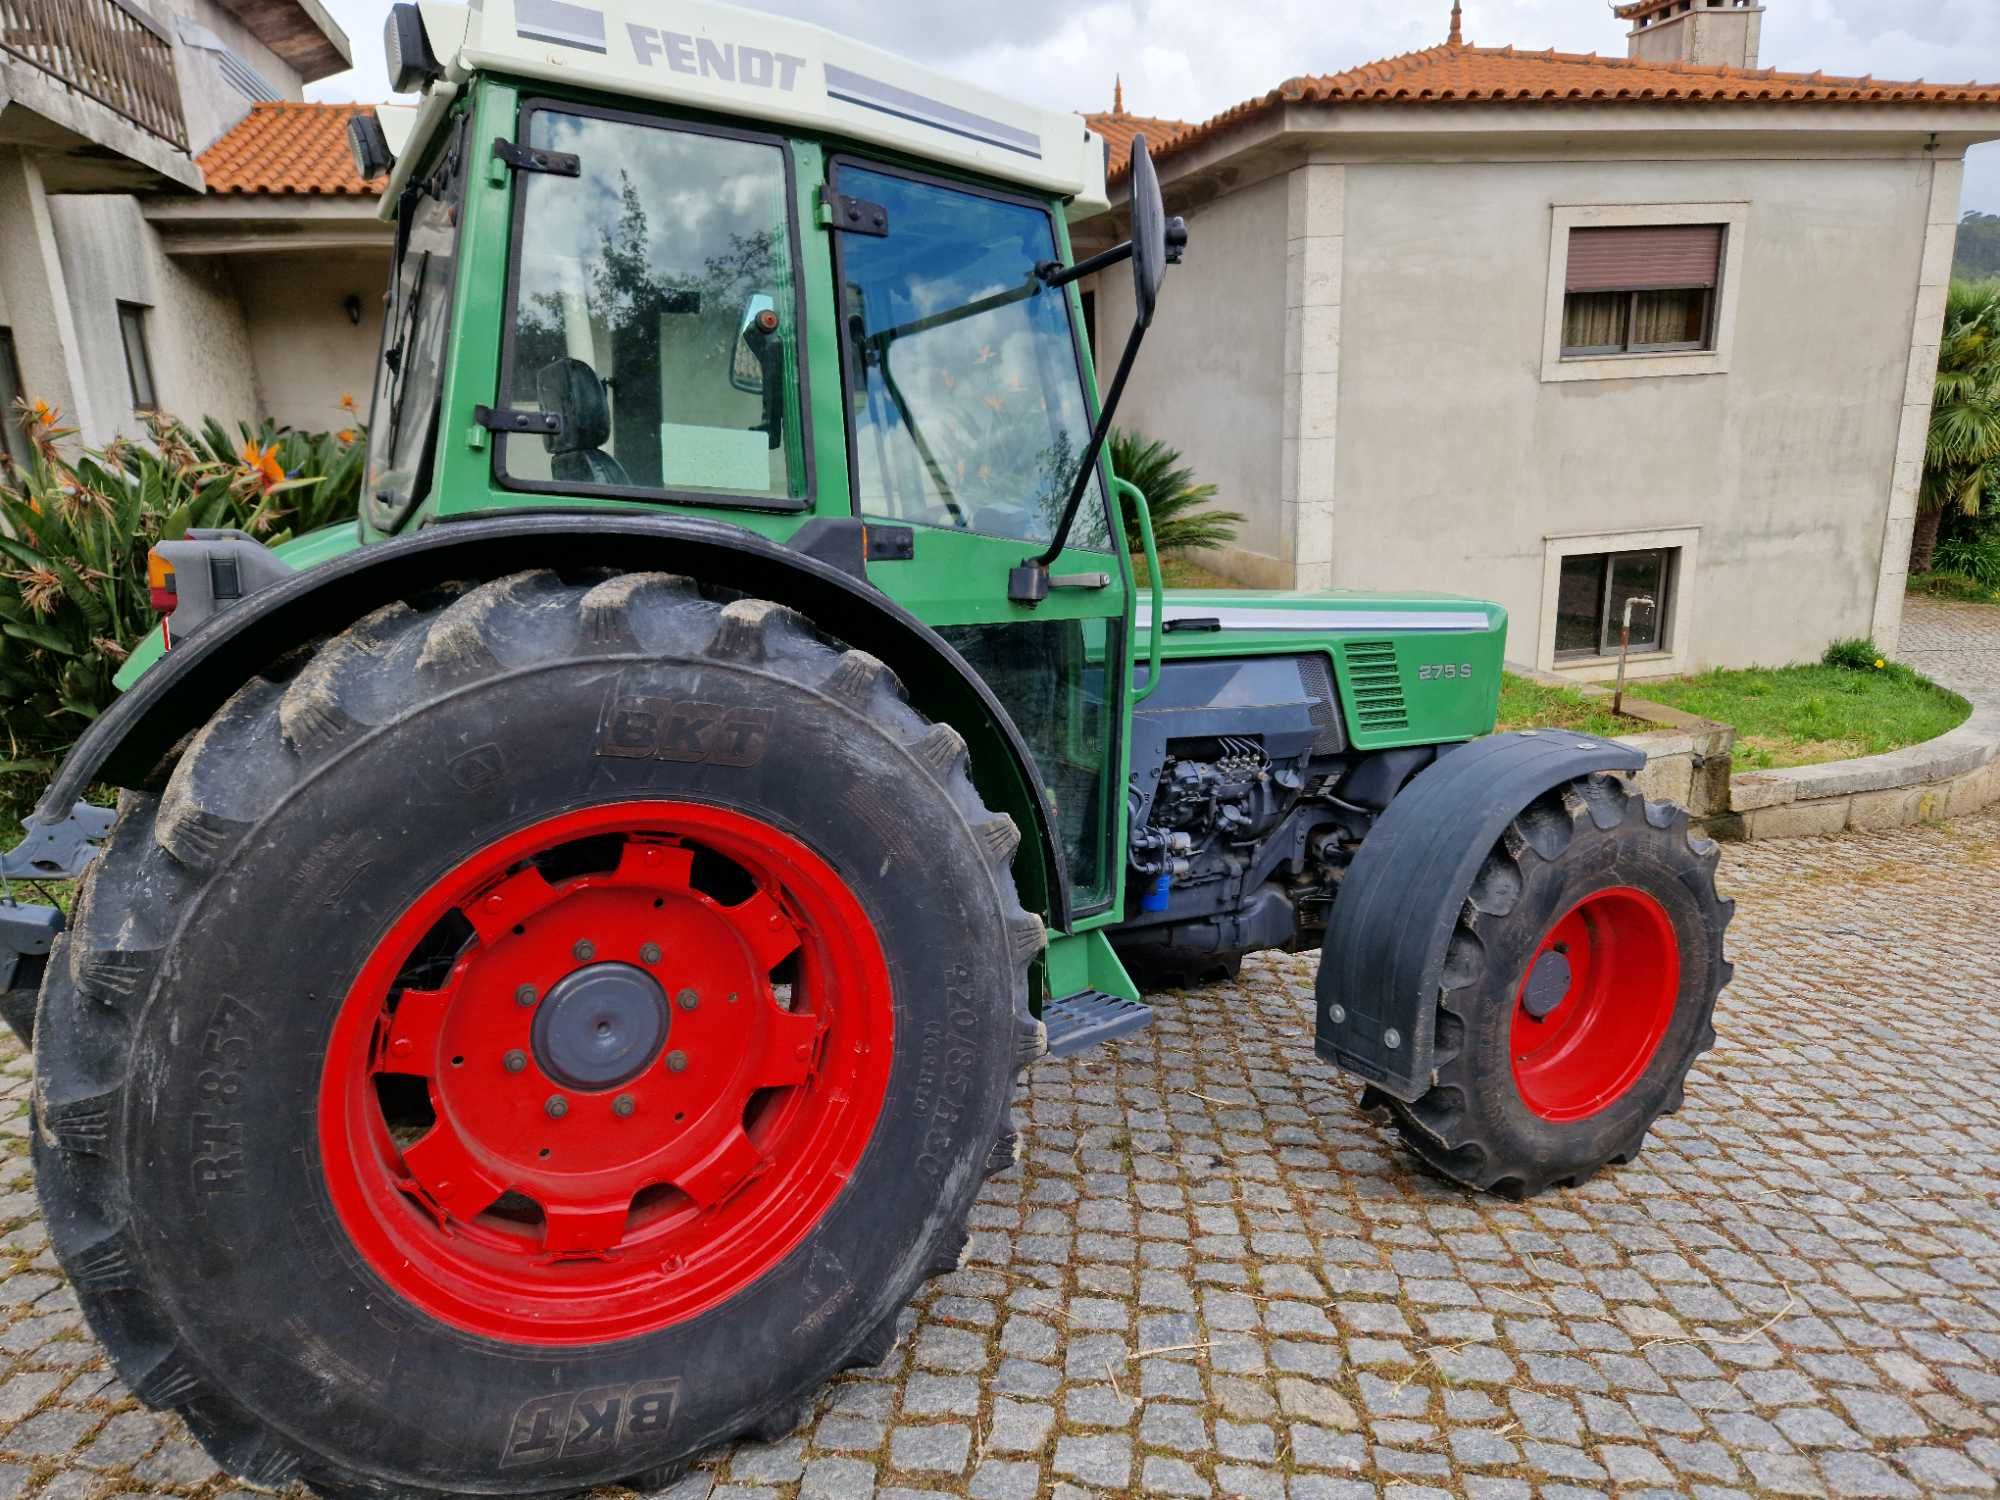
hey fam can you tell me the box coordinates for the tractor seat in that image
[536,358,632,488]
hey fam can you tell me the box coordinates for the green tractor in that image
[0,1,1731,1494]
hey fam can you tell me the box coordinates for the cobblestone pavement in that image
[1900,596,2000,703]
[0,813,1996,1500]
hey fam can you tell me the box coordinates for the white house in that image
[0,0,352,460]
[1077,0,2000,671]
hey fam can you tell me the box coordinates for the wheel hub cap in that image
[317,800,896,1346]
[532,962,669,1091]
[1509,886,1679,1123]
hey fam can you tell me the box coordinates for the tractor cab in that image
[355,0,1156,944]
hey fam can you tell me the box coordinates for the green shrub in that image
[0,402,365,822]
[1908,569,1999,603]
[1821,637,1882,671]
[1933,532,2000,588]
[1108,429,1245,556]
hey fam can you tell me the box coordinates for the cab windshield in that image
[833,164,1112,551]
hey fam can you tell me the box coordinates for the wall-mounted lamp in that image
[344,293,364,326]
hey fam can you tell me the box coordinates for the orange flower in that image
[338,391,359,414]
[26,399,58,430]
[336,428,357,445]
[239,439,286,493]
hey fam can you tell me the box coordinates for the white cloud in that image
[304,0,2000,209]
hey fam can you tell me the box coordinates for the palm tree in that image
[1108,429,1244,556]
[1914,280,2000,573]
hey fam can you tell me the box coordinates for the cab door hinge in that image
[819,187,888,236]
[491,137,580,178]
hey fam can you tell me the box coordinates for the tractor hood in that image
[1139,588,1505,637]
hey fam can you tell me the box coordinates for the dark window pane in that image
[0,329,28,471]
[1555,554,1608,656]
[939,620,1116,906]
[1630,289,1711,350]
[1609,550,1667,651]
[117,304,156,411]
[1562,292,1628,354]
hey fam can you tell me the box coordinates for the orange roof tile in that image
[198,102,385,197]
[1084,107,1194,175]
[1115,42,2000,181]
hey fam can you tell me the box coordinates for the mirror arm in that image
[1036,239,1133,292]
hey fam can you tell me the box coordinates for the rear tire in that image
[1368,773,1731,1199]
[32,571,1044,1498]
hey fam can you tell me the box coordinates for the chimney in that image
[1618,0,1764,71]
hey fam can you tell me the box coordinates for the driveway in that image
[1901,594,2000,704]
[0,811,1996,1500]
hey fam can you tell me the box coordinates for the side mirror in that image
[1130,139,1166,329]
[732,293,779,395]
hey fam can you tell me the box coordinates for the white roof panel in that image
[416,0,1106,209]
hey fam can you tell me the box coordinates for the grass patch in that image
[1908,570,2000,604]
[1497,675,1648,738]
[1130,552,1236,590]
[1637,662,1968,770]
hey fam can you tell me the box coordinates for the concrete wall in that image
[232,252,387,431]
[44,197,260,443]
[1330,153,1932,673]
[162,0,310,153]
[1092,172,1291,578]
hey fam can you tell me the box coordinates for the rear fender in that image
[32,514,1067,924]
[1317,730,1645,1101]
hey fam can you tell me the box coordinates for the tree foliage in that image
[1955,212,2000,281]
[1913,279,2000,573]
[1108,429,1243,556]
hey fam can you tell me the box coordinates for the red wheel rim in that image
[1509,886,1678,1123]
[318,801,893,1345]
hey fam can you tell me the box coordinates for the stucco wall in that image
[46,196,260,443]
[1330,154,1933,673]
[1092,173,1290,572]
[231,252,387,431]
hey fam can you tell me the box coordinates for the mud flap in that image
[1316,731,1644,1102]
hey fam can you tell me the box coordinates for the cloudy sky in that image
[308,0,2000,212]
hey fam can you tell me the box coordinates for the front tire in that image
[32,571,1044,1498]
[1370,773,1732,1199]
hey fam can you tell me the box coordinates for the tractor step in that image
[1043,989,1153,1058]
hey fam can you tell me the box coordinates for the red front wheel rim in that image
[318,800,894,1346]
[1509,886,1679,1123]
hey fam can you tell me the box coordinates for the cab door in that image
[822,157,1130,924]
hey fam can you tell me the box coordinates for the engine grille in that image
[1340,640,1410,733]
[1294,653,1346,756]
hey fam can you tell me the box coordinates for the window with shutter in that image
[1561,225,1724,358]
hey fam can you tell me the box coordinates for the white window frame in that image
[1541,202,1748,384]
[1538,524,1701,679]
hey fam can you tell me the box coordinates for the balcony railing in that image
[0,0,188,153]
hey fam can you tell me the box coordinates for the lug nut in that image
[545,1094,569,1119]
[677,988,699,1011]
[516,984,537,1007]
[641,943,662,965]
[573,940,595,962]
[503,1049,527,1073]
[667,1050,688,1073]
[613,1093,636,1117]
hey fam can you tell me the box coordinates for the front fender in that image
[1316,730,1646,1101]
[34,513,1069,924]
